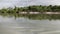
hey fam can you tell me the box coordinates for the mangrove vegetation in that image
[0,5,60,14]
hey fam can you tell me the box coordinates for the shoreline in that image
[19,12,60,14]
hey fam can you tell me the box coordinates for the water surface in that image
[0,14,60,34]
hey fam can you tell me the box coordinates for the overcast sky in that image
[0,0,60,8]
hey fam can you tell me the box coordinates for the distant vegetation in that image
[0,5,60,13]
[0,5,60,20]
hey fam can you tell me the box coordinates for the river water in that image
[0,15,60,34]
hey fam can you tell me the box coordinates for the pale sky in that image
[0,0,60,8]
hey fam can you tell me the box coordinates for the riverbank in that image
[19,12,60,14]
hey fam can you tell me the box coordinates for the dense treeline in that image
[26,5,60,12]
[0,5,60,13]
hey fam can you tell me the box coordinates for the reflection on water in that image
[0,13,60,20]
[0,14,60,34]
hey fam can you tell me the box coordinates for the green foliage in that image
[0,5,60,13]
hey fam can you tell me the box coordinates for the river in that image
[0,15,60,34]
